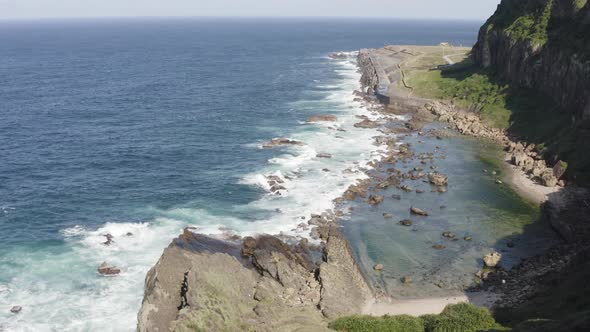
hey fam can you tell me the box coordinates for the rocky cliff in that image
[473,0,590,119]
[137,223,372,331]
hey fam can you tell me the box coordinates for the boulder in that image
[377,181,390,189]
[368,195,384,205]
[353,119,379,129]
[410,207,428,216]
[373,264,384,271]
[541,171,558,187]
[483,252,502,268]
[552,160,568,179]
[98,262,121,276]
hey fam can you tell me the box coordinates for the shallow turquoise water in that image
[343,123,558,298]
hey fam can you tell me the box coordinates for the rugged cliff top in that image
[137,223,373,331]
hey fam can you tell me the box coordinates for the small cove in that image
[342,122,559,298]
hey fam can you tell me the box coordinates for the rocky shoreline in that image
[136,47,588,330]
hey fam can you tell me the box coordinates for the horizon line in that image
[0,15,487,23]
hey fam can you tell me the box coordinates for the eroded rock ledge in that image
[137,224,372,331]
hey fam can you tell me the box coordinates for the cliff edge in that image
[473,0,590,119]
[137,224,372,331]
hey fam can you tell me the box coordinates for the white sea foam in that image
[0,51,390,331]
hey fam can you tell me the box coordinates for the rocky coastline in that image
[137,45,589,330]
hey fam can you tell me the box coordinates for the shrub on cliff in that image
[329,314,424,332]
[329,303,504,332]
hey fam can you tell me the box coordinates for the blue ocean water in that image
[0,18,480,330]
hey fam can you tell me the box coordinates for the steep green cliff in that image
[473,0,590,184]
[474,0,590,117]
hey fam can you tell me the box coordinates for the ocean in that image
[1,17,492,331]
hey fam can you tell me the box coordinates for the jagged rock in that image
[368,195,384,205]
[552,160,567,179]
[263,138,305,148]
[354,119,379,129]
[102,233,114,246]
[241,236,257,257]
[97,262,121,276]
[483,252,502,268]
[410,207,428,216]
[307,115,337,122]
[138,226,370,331]
[541,171,558,187]
[428,172,448,186]
[10,306,22,314]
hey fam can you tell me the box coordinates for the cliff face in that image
[473,0,590,119]
[137,225,372,331]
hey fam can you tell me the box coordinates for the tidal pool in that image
[342,123,559,298]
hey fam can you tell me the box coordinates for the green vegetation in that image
[483,0,554,45]
[329,303,505,332]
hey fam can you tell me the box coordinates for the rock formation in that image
[137,225,372,331]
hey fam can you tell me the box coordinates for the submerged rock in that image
[10,306,22,314]
[399,219,413,226]
[401,276,413,284]
[307,115,337,122]
[373,264,384,271]
[368,195,384,205]
[97,262,121,276]
[316,153,332,159]
[410,207,428,216]
[432,244,446,250]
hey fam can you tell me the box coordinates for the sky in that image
[0,0,501,20]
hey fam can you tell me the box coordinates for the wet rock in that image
[383,213,393,219]
[428,172,448,186]
[98,262,121,276]
[410,207,428,216]
[263,138,305,148]
[416,189,425,194]
[10,306,22,314]
[401,276,413,284]
[125,232,133,237]
[316,153,332,159]
[483,252,502,268]
[354,119,379,129]
[442,232,456,239]
[399,219,413,226]
[400,185,412,192]
[307,115,337,122]
[495,179,503,184]
[322,168,330,172]
[437,187,447,193]
[373,264,384,271]
[377,181,390,189]
[328,52,348,60]
[464,236,473,241]
[310,227,320,240]
[241,236,257,257]
[391,194,401,200]
[368,195,384,205]
[432,244,446,250]
[102,233,114,246]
